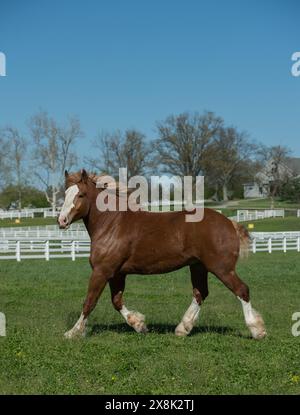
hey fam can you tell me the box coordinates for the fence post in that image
[71,241,76,261]
[283,237,287,253]
[45,241,50,261]
[16,241,21,262]
[268,237,272,254]
[252,238,256,253]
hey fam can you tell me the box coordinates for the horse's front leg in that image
[64,266,109,339]
[109,273,148,334]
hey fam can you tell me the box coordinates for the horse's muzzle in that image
[58,215,68,229]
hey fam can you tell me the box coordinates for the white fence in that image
[251,231,300,239]
[250,231,300,253]
[0,232,300,261]
[0,240,90,261]
[237,209,285,222]
[0,208,60,220]
[0,223,87,240]
[0,229,88,240]
[0,210,34,219]
[251,236,300,253]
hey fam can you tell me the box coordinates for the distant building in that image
[243,182,268,198]
[243,157,300,199]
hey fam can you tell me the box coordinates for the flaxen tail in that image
[231,220,251,259]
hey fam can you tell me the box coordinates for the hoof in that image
[248,325,267,340]
[175,321,192,337]
[135,322,149,334]
[64,328,86,339]
[127,312,148,334]
[248,311,267,340]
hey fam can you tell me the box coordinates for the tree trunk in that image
[212,184,219,202]
[222,183,229,202]
[18,187,22,211]
[52,187,57,215]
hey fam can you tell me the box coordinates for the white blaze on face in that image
[59,185,79,224]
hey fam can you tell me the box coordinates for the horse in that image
[58,169,266,340]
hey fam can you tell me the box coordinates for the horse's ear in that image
[64,170,68,178]
[81,169,88,183]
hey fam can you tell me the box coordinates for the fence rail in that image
[0,223,87,240]
[251,231,300,239]
[0,234,300,261]
[237,209,285,222]
[0,230,88,240]
[0,208,61,220]
[252,236,300,253]
[0,240,90,261]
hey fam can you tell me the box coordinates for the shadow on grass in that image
[66,311,248,339]
[89,322,247,338]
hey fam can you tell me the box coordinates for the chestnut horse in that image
[58,170,266,340]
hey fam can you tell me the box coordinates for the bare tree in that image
[85,129,154,178]
[29,111,82,213]
[0,130,12,189]
[0,127,27,209]
[203,127,257,201]
[155,111,223,177]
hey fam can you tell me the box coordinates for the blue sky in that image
[0,0,299,162]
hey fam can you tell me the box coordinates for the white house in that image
[243,157,300,199]
[243,182,268,198]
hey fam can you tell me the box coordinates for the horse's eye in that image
[78,194,84,198]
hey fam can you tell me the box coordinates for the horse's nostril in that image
[58,215,68,228]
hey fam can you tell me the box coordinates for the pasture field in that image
[1,253,300,395]
[0,217,57,228]
[0,207,298,229]
[243,217,300,232]
[234,198,300,209]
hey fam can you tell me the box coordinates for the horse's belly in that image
[120,255,193,275]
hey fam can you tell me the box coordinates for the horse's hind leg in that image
[175,263,208,337]
[109,273,148,333]
[213,268,266,340]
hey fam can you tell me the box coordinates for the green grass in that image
[0,217,57,228]
[232,198,300,209]
[1,253,300,394]
[242,217,300,232]
[214,208,236,217]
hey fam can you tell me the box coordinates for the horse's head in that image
[58,169,91,229]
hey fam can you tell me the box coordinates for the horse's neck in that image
[83,186,121,238]
[83,186,99,237]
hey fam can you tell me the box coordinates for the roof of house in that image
[243,157,300,186]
